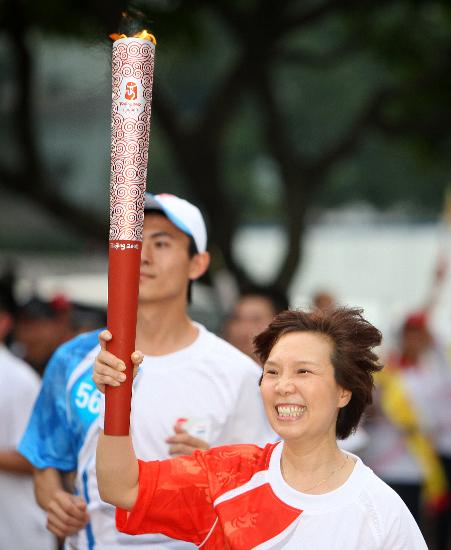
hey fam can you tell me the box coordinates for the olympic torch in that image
[105,30,156,435]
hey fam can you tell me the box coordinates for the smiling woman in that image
[259,331,353,459]
[255,309,380,497]
[255,307,381,441]
[96,306,428,549]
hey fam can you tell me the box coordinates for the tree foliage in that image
[1,0,451,292]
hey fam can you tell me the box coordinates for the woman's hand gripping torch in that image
[105,31,156,435]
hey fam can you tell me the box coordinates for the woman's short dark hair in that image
[254,307,383,439]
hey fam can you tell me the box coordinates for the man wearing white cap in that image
[19,193,275,549]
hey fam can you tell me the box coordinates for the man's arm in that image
[0,449,33,474]
[96,432,139,511]
[33,467,89,538]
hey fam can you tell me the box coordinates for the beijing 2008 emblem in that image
[116,77,145,118]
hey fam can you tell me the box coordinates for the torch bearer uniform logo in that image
[117,77,145,118]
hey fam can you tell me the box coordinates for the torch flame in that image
[110,30,157,45]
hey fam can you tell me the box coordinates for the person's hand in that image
[93,330,144,394]
[46,489,89,538]
[166,422,210,456]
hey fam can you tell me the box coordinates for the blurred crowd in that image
[0,271,107,550]
[1,250,450,549]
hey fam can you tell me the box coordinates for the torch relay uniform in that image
[117,441,427,550]
[0,344,56,550]
[18,325,275,550]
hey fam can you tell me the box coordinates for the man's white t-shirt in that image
[0,345,56,550]
[130,323,275,458]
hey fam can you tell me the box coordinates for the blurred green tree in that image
[1,0,451,292]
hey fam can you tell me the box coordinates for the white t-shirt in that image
[0,345,56,550]
[118,441,427,549]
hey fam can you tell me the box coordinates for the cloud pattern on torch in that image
[109,38,155,242]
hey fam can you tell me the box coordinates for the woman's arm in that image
[94,330,142,510]
[96,432,139,511]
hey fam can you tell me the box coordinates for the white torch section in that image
[109,37,155,242]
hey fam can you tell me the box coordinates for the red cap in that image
[403,311,428,331]
[50,293,71,313]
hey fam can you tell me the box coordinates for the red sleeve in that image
[116,444,273,545]
[116,453,216,545]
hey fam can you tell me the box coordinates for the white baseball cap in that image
[144,193,207,253]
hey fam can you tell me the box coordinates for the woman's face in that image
[260,331,351,446]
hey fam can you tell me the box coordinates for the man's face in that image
[15,315,73,374]
[139,214,194,304]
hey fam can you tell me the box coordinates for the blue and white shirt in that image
[18,330,103,549]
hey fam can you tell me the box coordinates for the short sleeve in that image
[117,444,270,545]
[17,346,77,471]
[117,451,216,545]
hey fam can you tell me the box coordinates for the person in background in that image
[0,282,56,550]
[95,306,427,549]
[312,289,336,311]
[413,258,451,550]
[361,310,451,547]
[70,303,107,335]
[222,285,289,361]
[361,257,451,548]
[409,309,451,550]
[15,294,75,376]
[19,193,274,550]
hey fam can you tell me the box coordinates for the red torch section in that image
[105,36,155,435]
[105,241,142,435]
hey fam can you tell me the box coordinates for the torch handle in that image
[104,241,142,435]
